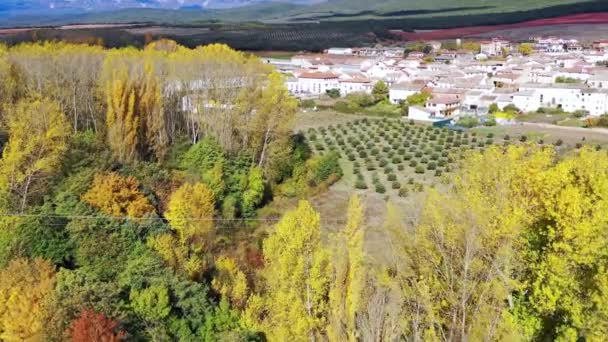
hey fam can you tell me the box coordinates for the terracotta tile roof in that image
[299,72,339,79]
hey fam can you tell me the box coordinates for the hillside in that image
[3,0,608,27]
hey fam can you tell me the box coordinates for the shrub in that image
[427,162,437,170]
[379,159,388,167]
[458,116,479,128]
[413,183,424,192]
[430,153,439,160]
[316,143,325,151]
[359,151,368,158]
[375,183,386,194]
[555,139,564,146]
[387,174,397,181]
[366,163,376,171]
[397,164,405,171]
[384,166,394,174]
[576,142,583,149]
[392,181,401,189]
[408,177,415,185]
[485,139,493,145]
[520,136,528,142]
[409,160,418,167]
[504,134,510,141]
[420,157,428,164]
[435,169,443,177]
[392,157,402,164]
[355,178,368,190]
[311,152,343,186]
[415,166,425,174]
[415,151,423,158]
[404,153,413,161]
[398,187,409,197]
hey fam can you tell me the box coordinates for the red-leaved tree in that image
[67,309,126,342]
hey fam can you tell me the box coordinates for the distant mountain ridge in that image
[2,0,608,28]
[0,0,320,17]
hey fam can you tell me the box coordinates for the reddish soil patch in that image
[0,28,37,35]
[390,12,608,40]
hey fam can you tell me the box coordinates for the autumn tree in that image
[151,182,216,280]
[7,42,105,131]
[165,182,215,249]
[518,147,608,340]
[67,309,126,342]
[383,146,554,341]
[212,256,249,309]
[328,195,366,341]
[244,201,331,341]
[518,43,535,56]
[82,172,155,218]
[0,258,56,341]
[0,96,70,212]
[462,41,481,52]
[245,72,297,176]
[103,49,168,162]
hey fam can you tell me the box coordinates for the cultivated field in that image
[292,109,608,264]
[390,13,608,41]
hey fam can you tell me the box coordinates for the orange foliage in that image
[67,309,126,342]
[82,172,155,218]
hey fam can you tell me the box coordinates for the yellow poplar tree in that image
[250,72,297,173]
[103,50,167,163]
[153,182,216,280]
[0,96,69,212]
[523,147,608,340]
[0,258,56,342]
[245,201,331,341]
[383,145,554,341]
[105,67,138,163]
[212,256,249,309]
[328,195,365,341]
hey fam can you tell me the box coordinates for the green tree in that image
[372,81,389,103]
[406,91,431,107]
[241,167,265,218]
[130,285,172,321]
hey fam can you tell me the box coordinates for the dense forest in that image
[0,41,607,342]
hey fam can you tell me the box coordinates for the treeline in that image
[0,41,342,341]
